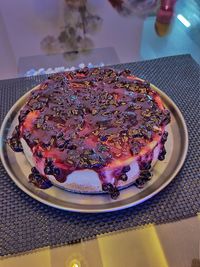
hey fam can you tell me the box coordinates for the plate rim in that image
[0,82,189,213]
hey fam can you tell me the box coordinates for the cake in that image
[8,68,170,199]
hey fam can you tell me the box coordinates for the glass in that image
[0,0,199,80]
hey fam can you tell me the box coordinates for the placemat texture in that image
[0,55,199,256]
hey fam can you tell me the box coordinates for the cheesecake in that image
[8,68,170,199]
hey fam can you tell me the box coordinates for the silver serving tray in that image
[0,84,188,213]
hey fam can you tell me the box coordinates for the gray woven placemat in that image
[0,55,200,256]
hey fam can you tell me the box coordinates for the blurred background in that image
[0,0,199,80]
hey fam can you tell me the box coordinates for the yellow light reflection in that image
[97,224,169,267]
[69,260,81,267]
[68,260,81,267]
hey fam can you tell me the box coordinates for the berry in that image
[102,183,113,192]
[111,188,120,199]
[44,166,53,175]
[36,151,43,158]
[46,158,53,166]
[100,136,108,142]
[57,132,63,139]
[53,167,60,176]
[29,173,52,189]
[31,167,39,174]
[120,174,128,181]
[122,165,131,173]
[161,131,168,144]
[134,178,146,189]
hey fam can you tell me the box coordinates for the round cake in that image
[8,68,170,199]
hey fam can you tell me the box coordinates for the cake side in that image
[21,137,161,193]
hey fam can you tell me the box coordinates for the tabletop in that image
[0,216,200,267]
[0,1,200,266]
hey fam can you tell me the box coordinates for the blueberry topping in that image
[46,158,53,166]
[7,137,23,152]
[53,167,60,176]
[111,188,120,199]
[28,173,52,189]
[134,178,147,189]
[161,110,171,125]
[19,109,30,123]
[139,162,151,170]
[122,165,131,173]
[120,173,128,181]
[31,167,39,174]
[130,142,141,156]
[161,131,168,144]
[57,132,64,139]
[102,183,113,192]
[29,166,52,189]
[44,166,53,175]
[32,102,44,110]
[57,140,66,149]
[158,154,165,161]
[100,136,108,142]
[36,151,43,158]
[67,144,77,150]
[140,170,151,180]
[158,147,166,161]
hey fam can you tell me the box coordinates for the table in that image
[1,216,200,267]
[0,1,200,266]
